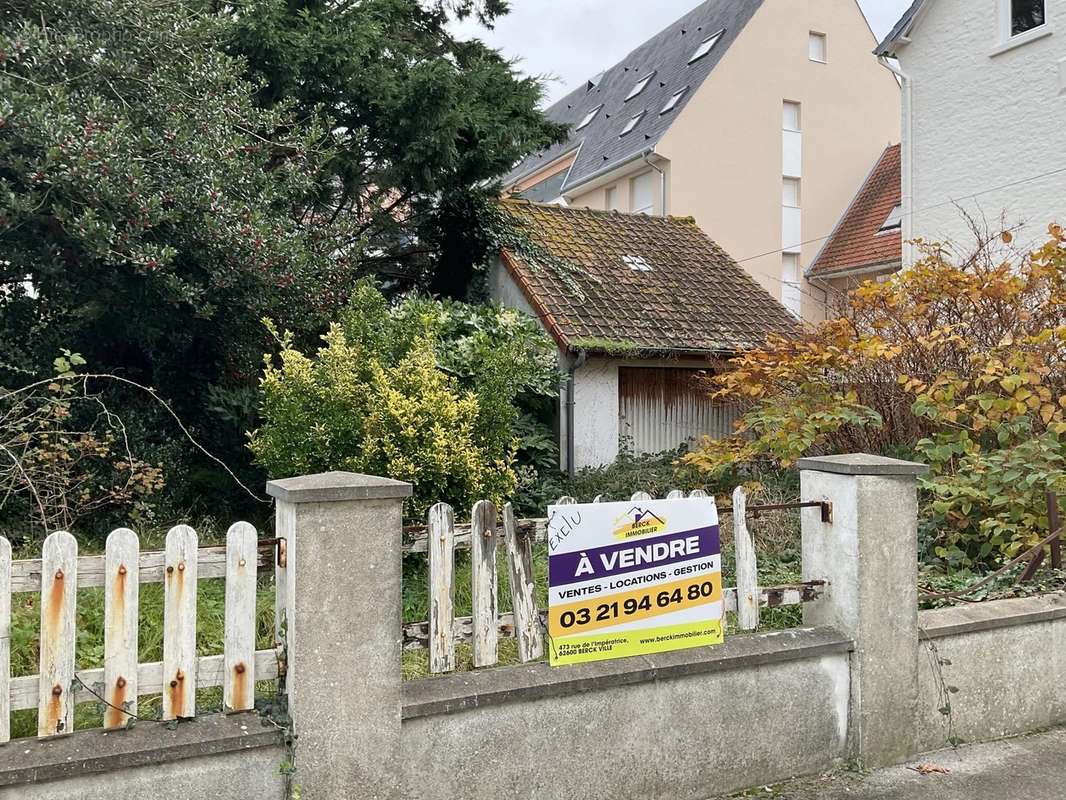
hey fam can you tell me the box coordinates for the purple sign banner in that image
[549,525,720,587]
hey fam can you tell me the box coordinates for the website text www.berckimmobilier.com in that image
[639,628,716,645]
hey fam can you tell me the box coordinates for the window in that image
[661,87,688,114]
[620,111,644,137]
[626,72,656,102]
[576,105,602,131]
[605,186,619,211]
[879,204,903,233]
[631,171,655,215]
[782,254,803,317]
[783,101,801,132]
[809,32,827,63]
[622,255,653,272]
[688,30,724,64]
[782,178,801,208]
[1011,0,1045,36]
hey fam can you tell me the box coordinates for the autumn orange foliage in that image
[684,226,1066,565]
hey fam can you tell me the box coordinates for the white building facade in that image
[878,0,1066,262]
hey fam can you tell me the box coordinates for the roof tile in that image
[809,145,902,278]
[500,201,797,355]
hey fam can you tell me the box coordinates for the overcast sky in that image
[452,0,910,106]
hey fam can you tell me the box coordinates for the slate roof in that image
[503,0,764,194]
[499,200,797,356]
[808,145,902,278]
[874,0,926,56]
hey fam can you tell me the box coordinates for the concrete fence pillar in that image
[799,454,928,769]
[266,472,412,800]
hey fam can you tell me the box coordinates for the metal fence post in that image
[267,471,412,800]
[798,454,928,769]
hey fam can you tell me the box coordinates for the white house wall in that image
[486,257,538,317]
[572,359,621,470]
[899,0,1066,259]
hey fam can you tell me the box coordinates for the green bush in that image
[249,281,558,519]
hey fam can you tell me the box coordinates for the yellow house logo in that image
[612,507,667,540]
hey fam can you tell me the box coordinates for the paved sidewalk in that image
[724,727,1066,799]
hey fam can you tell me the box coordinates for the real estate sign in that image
[546,497,723,666]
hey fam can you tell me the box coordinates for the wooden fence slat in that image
[0,536,9,745]
[163,525,198,720]
[427,503,455,674]
[689,489,708,498]
[10,649,281,712]
[631,491,652,501]
[503,503,543,663]
[403,518,545,555]
[104,528,139,729]
[10,545,271,594]
[470,500,498,668]
[37,531,77,737]
[224,522,258,712]
[666,489,684,499]
[733,487,759,631]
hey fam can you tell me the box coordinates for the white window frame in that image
[661,87,688,114]
[576,105,603,131]
[625,72,656,102]
[620,111,644,137]
[993,0,1052,55]
[782,178,801,208]
[631,171,656,215]
[688,29,724,64]
[781,253,803,318]
[605,185,618,211]
[783,101,801,132]
[808,31,827,63]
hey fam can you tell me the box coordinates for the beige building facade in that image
[506,0,900,322]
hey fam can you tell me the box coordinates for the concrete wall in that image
[0,713,287,800]
[897,0,1066,261]
[401,629,851,800]
[916,593,1066,751]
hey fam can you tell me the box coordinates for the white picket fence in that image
[0,524,283,742]
[401,487,827,674]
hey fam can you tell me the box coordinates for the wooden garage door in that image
[618,367,738,455]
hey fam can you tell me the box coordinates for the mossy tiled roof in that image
[499,201,797,356]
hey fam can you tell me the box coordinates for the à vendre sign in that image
[546,497,723,666]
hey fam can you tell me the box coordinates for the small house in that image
[490,200,797,473]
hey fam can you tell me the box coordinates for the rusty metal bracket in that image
[745,500,832,524]
[255,537,288,568]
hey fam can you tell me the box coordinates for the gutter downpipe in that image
[642,152,667,218]
[878,54,914,267]
[564,347,588,478]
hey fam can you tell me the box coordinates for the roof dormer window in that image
[688,30,724,64]
[661,87,688,114]
[620,111,645,137]
[625,72,656,102]
[879,204,903,233]
[576,105,603,131]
